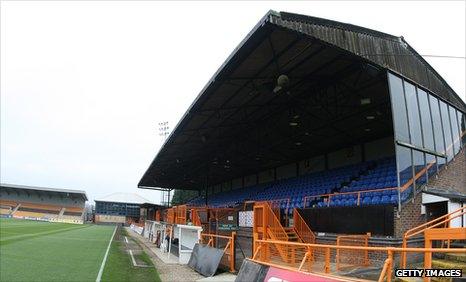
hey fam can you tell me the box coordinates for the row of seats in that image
[315,187,412,208]
[187,156,418,210]
[1,200,84,221]
[188,160,376,208]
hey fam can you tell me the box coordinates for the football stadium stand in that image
[136,10,466,280]
[0,183,87,224]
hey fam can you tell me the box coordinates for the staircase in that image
[11,203,21,215]
[58,207,65,218]
[283,227,300,242]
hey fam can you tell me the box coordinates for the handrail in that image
[404,206,466,239]
[401,206,466,268]
[252,238,466,282]
[377,251,393,282]
[262,201,288,241]
[293,208,315,243]
[268,198,290,225]
[303,160,435,208]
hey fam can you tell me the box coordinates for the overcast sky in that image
[1,1,465,203]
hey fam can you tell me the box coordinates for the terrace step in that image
[432,259,466,272]
[445,253,466,263]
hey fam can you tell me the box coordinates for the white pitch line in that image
[129,250,138,267]
[95,225,117,282]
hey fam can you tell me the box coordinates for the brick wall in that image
[427,148,466,194]
[394,147,465,238]
[394,191,425,238]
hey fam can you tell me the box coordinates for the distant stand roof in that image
[0,183,88,201]
[95,192,154,205]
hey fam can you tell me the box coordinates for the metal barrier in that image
[252,239,466,282]
[401,206,466,268]
[293,208,315,243]
[268,198,290,225]
[336,233,370,270]
[167,208,175,224]
[200,232,236,272]
[176,205,187,224]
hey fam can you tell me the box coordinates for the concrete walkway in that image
[125,228,236,282]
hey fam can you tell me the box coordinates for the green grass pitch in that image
[0,218,115,281]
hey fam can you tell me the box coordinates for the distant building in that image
[94,192,155,224]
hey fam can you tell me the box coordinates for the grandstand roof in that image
[95,192,154,205]
[139,10,466,191]
[0,183,88,201]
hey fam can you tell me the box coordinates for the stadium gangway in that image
[251,239,466,282]
[401,206,466,268]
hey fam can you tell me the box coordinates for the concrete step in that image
[397,277,423,282]
[445,253,466,263]
[432,259,466,272]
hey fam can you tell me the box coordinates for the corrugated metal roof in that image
[95,192,153,204]
[0,183,88,201]
[270,11,465,112]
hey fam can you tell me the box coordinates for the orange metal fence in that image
[401,206,466,268]
[167,208,175,224]
[176,205,187,224]
[252,239,466,282]
[293,208,315,243]
[336,233,370,271]
[268,198,290,224]
[200,232,237,272]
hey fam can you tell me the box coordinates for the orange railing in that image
[293,208,315,244]
[167,207,175,224]
[254,201,297,263]
[254,201,289,241]
[192,208,202,227]
[303,160,435,208]
[336,233,371,270]
[200,232,237,272]
[401,206,466,268]
[268,198,290,220]
[176,205,187,224]
[252,239,466,282]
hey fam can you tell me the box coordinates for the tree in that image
[171,189,200,206]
